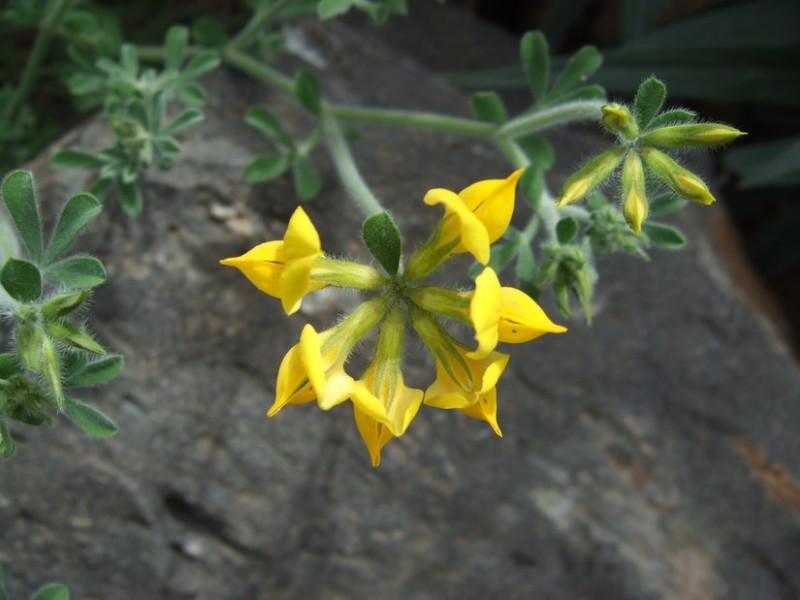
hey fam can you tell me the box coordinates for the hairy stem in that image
[496,100,604,139]
[229,0,297,50]
[320,113,384,217]
[328,105,495,139]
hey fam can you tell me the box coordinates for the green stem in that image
[4,0,76,123]
[495,100,604,139]
[320,113,384,217]
[222,47,295,95]
[229,0,297,50]
[328,105,495,139]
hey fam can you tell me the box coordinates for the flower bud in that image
[641,124,745,148]
[601,103,638,140]
[621,152,648,233]
[641,147,715,205]
[556,147,625,208]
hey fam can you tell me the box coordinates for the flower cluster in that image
[221,169,566,465]
[555,77,745,233]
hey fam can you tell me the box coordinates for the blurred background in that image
[2,0,799,352]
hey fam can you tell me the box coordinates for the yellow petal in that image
[424,349,508,408]
[459,388,503,437]
[269,343,315,416]
[318,369,355,411]
[497,287,567,343]
[425,188,491,264]
[279,255,324,315]
[219,240,285,297]
[457,168,522,244]
[473,350,509,394]
[353,405,394,467]
[468,267,501,359]
[299,325,325,396]
[283,207,322,260]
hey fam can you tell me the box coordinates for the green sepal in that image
[243,153,292,183]
[648,193,687,217]
[17,326,45,371]
[41,290,92,319]
[293,155,321,201]
[469,91,507,124]
[44,256,107,289]
[63,396,117,438]
[520,31,549,102]
[642,222,686,250]
[118,181,143,216]
[362,212,402,276]
[1,258,42,303]
[647,109,697,130]
[50,149,104,171]
[41,335,63,408]
[556,217,579,244]
[549,45,602,101]
[0,419,15,458]
[295,70,322,115]
[244,106,295,149]
[45,321,106,355]
[2,170,43,263]
[45,193,102,264]
[64,355,124,387]
[633,77,666,130]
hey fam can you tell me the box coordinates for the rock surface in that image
[2,8,799,600]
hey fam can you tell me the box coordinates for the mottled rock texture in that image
[1,7,799,600]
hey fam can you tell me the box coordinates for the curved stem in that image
[328,105,495,139]
[222,47,295,95]
[229,0,297,50]
[495,100,604,139]
[320,113,384,218]
[3,0,76,123]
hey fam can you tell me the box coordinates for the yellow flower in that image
[268,296,388,416]
[221,207,324,315]
[405,169,523,280]
[494,286,567,344]
[621,152,648,233]
[459,388,502,437]
[353,405,394,467]
[641,147,716,205]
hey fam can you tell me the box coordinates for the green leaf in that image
[118,181,143,216]
[165,26,188,71]
[295,70,321,115]
[30,583,70,600]
[515,243,539,298]
[647,109,697,129]
[176,83,207,106]
[520,31,549,102]
[182,50,221,79]
[556,217,579,244]
[548,83,606,105]
[45,193,102,264]
[468,91,507,124]
[487,241,519,274]
[633,76,666,129]
[244,107,295,148]
[0,353,20,379]
[50,150,104,171]
[63,397,117,439]
[642,222,686,250]
[318,0,355,19]
[723,136,800,188]
[1,258,42,303]
[362,212,402,275]
[520,166,545,210]
[44,257,107,289]
[548,45,602,101]
[243,154,292,183]
[0,419,15,458]
[65,355,124,387]
[648,193,687,217]
[162,109,204,136]
[2,170,43,263]
[293,155,321,201]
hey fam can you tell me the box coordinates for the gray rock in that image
[2,10,799,600]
